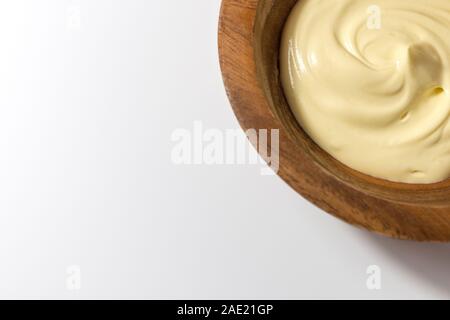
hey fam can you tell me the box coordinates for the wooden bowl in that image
[218,0,450,241]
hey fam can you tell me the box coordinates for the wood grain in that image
[219,0,450,241]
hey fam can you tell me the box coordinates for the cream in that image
[280,0,450,183]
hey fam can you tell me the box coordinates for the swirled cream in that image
[280,0,450,183]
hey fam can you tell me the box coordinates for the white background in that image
[0,0,449,300]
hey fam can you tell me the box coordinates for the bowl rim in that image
[219,0,450,241]
[253,0,450,207]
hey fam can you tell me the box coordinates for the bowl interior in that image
[253,0,450,207]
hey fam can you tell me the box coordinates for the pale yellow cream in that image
[280,0,450,183]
